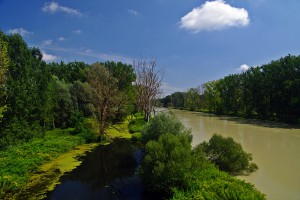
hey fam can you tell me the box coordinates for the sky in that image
[1,0,300,95]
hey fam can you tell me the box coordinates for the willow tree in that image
[134,59,164,122]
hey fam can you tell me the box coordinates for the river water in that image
[45,139,160,200]
[171,109,300,200]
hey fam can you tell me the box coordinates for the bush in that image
[172,165,265,200]
[0,118,44,149]
[200,134,258,175]
[139,134,200,195]
[72,117,98,143]
[130,132,142,143]
[128,117,146,133]
[141,113,192,144]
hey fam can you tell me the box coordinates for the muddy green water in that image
[171,109,300,200]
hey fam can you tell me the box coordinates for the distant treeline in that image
[160,55,300,123]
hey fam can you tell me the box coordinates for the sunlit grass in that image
[0,129,87,199]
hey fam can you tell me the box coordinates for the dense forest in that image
[160,55,300,123]
[0,31,140,149]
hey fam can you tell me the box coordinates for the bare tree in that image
[133,58,164,122]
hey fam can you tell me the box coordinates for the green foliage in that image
[0,32,51,146]
[71,112,98,143]
[172,165,265,200]
[139,134,197,195]
[139,114,263,199]
[200,134,258,175]
[185,88,201,111]
[128,116,146,133]
[160,54,300,123]
[130,132,142,143]
[141,113,192,144]
[0,129,85,198]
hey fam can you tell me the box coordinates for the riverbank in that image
[169,107,300,128]
[0,128,86,199]
[1,115,144,200]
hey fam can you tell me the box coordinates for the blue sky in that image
[1,0,300,95]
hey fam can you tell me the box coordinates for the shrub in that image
[130,132,142,143]
[72,117,98,143]
[200,134,258,175]
[139,134,199,195]
[128,116,146,133]
[172,165,265,200]
[141,113,192,144]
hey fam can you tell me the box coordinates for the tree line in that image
[0,31,162,149]
[160,55,300,123]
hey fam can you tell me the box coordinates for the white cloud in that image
[73,29,82,34]
[161,82,185,97]
[58,37,65,41]
[43,46,132,64]
[42,39,53,46]
[42,51,57,62]
[128,9,139,16]
[7,28,33,36]
[42,1,82,17]
[238,64,250,71]
[180,0,250,32]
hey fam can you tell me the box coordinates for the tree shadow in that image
[187,111,300,130]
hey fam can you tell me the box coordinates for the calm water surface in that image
[46,139,160,200]
[172,109,300,200]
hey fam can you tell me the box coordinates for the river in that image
[171,109,300,200]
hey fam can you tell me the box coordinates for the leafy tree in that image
[141,112,192,144]
[103,61,136,122]
[218,74,243,115]
[203,80,221,113]
[200,134,258,175]
[47,61,88,83]
[70,80,94,117]
[184,88,201,111]
[86,63,121,135]
[0,31,9,122]
[139,133,197,195]
[0,33,50,146]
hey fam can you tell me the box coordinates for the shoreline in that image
[11,142,101,200]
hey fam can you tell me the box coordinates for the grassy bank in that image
[106,113,145,141]
[0,128,91,199]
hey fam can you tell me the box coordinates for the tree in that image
[141,112,192,144]
[103,61,136,121]
[86,63,120,135]
[133,58,164,122]
[184,88,201,111]
[200,134,258,175]
[0,33,51,146]
[203,81,221,113]
[140,133,195,195]
[0,31,9,122]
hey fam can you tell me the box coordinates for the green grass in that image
[128,114,146,134]
[0,128,86,199]
[106,114,145,140]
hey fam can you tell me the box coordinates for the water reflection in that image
[46,139,155,200]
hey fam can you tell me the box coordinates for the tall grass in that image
[0,128,85,198]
